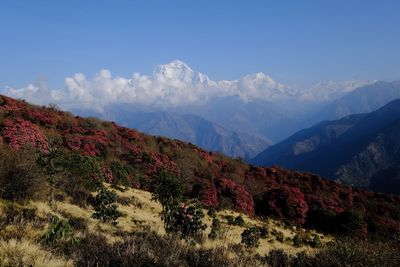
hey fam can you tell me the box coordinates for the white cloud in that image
[4,60,368,112]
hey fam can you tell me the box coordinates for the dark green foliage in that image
[79,117,101,130]
[37,149,67,176]
[42,216,77,245]
[151,170,183,207]
[141,152,154,164]
[336,209,367,238]
[110,161,135,187]
[305,204,337,232]
[92,187,122,225]
[225,215,235,225]
[208,218,221,240]
[241,227,262,248]
[233,215,245,226]
[0,147,48,201]
[258,226,269,239]
[309,235,321,248]
[162,202,207,240]
[66,154,104,191]
[293,234,302,247]
[207,208,216,218]
[226,215,245,226]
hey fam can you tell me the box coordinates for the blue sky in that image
[1,0,400,88]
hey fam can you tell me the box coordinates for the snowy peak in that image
[153,60,215,86]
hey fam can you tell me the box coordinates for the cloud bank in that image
[2,60,369,112]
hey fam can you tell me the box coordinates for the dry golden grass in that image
[0,184,329,266]
[0,239,73,267]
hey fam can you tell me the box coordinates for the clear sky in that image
[1,0,400,88]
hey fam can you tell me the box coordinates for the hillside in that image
[1,95,400,265]
[99,109,271,160]
[252,99,400,194]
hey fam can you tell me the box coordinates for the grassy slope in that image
[0,184,328,266]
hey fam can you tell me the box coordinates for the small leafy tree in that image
[92,187,122,225]
[151,170,183,208]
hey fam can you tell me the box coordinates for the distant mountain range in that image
[3,60,400,160]
[103,109,272,160]
[252,99,400,194]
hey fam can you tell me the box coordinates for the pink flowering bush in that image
[261,186,309,225]
[217,178,255,215]
[198,184,218,208]
[1,119,49,152]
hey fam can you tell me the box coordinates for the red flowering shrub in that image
[216,178,254,215]
[198,184,218,208]
[65,130,111,156]
[1,119,49,152]
[260,186,308,225]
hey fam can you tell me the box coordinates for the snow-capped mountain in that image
[217,72,295,102]
[153,60,217,86]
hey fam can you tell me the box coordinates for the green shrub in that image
[241,227,261,248]
[309,235,322,248]
[66,154,104,191]
[293,234,302,247]
[111,161,135,187]
[258,226,269,239]
[91,187,122,225]
[41,216,77,245]
[234,215,245,226]
[162,202,207,240]
[151,170,183,207]
[208,218,221,240]
[226,215,245,226]
[336,209,367,238]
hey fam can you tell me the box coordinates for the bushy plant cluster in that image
[41,216,77,245]
[1,119,49,152]
[226,215,245,226]
[162,202,207,239]
[91,187,122,225]
[151,170,183,207]
[216,178,255,215]
[208,218,221,240]
[259,185,309,225]
[241,227,263,248]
